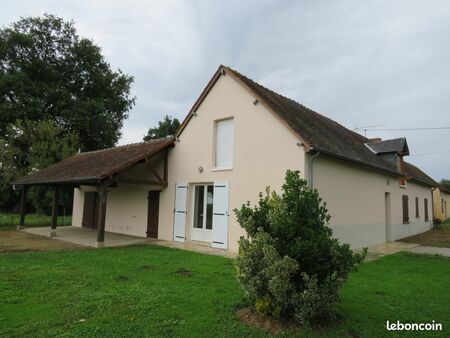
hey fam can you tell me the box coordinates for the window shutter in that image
[173,183,187,242]
[415,197,419,218]
[212,181,229,249]
[215,119,234,168]
[424,198,429,221]
[402,195,409,223]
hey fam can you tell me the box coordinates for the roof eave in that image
[12,176,101,187]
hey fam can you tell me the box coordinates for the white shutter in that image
[173,183,187,242]
[215,119,233,168]
[212,181,229,249]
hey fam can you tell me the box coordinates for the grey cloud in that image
[1,0,449,179]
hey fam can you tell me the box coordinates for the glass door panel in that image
[193,185,204,229]
[206,185,214,230]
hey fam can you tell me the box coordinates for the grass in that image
[0,230,85,253]
[440,218,450,229]
[0,213,72,230]
[0,246,449,337]
[401,218,450,248]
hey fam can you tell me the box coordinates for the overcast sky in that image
[1,0,449,180]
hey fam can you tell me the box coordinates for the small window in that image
[402,195,409,224]
[424,198,429,221]
[442,199,445,213]
[415,197,419,218]
[215,118,234,169]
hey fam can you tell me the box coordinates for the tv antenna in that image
[354,124,387,136]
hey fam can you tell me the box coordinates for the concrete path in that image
[23,226,149,248]
[365,241,420,261]
[366,241,450,260]
[406,245,450,257]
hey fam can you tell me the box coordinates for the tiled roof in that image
[224,66,436,187]
[13,137,174,185]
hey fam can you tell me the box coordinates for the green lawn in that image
[441,218,450,229]
[0,213,72,230]
[0,247,449,337]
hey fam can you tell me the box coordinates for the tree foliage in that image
[440,179,450,192]
[0,14,135,151]
[235,170,366,324]
[144,115,180,141]
[0,120,78,212]
[0,14,135,212]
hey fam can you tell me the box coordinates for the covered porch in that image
[12,138,174,248]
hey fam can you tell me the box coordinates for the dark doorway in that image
[147,191,160,238]
[82,191,106,229]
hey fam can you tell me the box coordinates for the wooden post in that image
[50,187,58,237]
[18,186,28,230]
[96,185,107,248]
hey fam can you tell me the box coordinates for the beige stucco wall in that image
[433,189,450,221]
[72,160,165,237]
[311,155,433,248]
[71,70,434,252]
[72,185,97,227]
[158,72,306,252]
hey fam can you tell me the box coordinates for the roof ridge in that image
[76,137,174,156]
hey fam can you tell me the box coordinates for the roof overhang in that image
[12,138,174,187]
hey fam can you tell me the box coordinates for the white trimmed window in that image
[214,118,234,169]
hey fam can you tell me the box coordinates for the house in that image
[13,65,437,251]
[432,186,450,221]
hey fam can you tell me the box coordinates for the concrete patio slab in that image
[21,226,236,257]
[22,226,149,248]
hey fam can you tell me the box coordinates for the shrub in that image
[434,218,442,228]
[235,170,366,325]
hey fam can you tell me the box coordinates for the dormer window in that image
[399,177,407,188]
[365,138,412,184]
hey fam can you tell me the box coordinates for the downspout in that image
[431,187,436,227]
[308,151,320,189]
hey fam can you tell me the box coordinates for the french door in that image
[191,184,214,242]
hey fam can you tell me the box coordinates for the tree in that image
[0,14,135,151]
[234,170,366,325]
[0,120,79,212]
[0,14,135,212]
[144,115,180,141]
[440,179,450,192]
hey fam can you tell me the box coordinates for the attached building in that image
[14,65,437,251]
[432,186,450,221]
